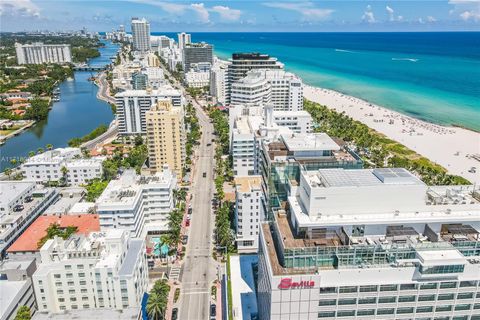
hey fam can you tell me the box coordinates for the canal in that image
[0,41,120,171]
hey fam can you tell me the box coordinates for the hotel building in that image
[210,61,229,104]
[131,18,150,52]
[226,53,284,104]
[146,99,185,177]
[230,70,303,111]
[15,42,72,65]
[177,32,192,48]
[96,168,176,237]
[32,230,148,313]
[258,167,480,320]
[182,42,213,73]
[234,176,266,253]
[115,87,183,136]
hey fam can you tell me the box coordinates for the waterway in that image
[0,41,119,171]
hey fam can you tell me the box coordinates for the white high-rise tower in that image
[131,17,151,52]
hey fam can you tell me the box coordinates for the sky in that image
[1,0,480,32]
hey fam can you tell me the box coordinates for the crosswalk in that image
[168,265,182,281]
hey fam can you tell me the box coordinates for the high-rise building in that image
[210,62,229,104]
[146,100,185,177]
[234,176,265,253]
[226,53,284,104]
[15,42,72,65]
[131,18,150,52]
[32,230,148,313]
[257,168,480,320]
[96,169,177,236]
[182,42,213,72]
[177,32,191,48]
[115,87,183,136]
[131,72,148,90]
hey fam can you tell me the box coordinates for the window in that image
[69,289,75,294]
[58,298,65,302]
[418,294,435,302]
[82,296,89,301]
[357,309,375,316]
[440,281,457,289]
[379,284,397,292]
[320,287,337,294]
[420,282,438,290]
[339,286,357,293]
[436,305,452,312]
[438,293,454,300]
[79,272,85,277]
[358,297,376,304]
[71,305,78,310]
[416,306,433,313]
[54,274,61,279]
[318,312,335,318]
[396,307,414,314]
[376,308,394,315]
[398,295,416,302]
[457,292,474,299]
[338,298,356,305]
[65,265,71,270]
[337,310,355,317]
[359,285,377,293]
[70,297,77,302]
[318,299,336,306]
[400,283,417,290]
[420,264,464,274]
[454,304,471,311]
[378,296,396,303]
[460,280,476,287]
[57,290,64,294]
[80,280,86,285]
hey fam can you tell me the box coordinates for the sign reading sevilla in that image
[278,278,315,290]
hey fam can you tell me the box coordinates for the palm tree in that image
[4,168,12,178]
[28,151,35,158]
[9,158,17,166]
[46,143,53,150]
[37,147,44,154]
[146,292,166,320]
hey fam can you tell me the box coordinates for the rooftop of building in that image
[23,147,81,165]
[96,169,174,207]
[115,86,181,97]
[304,167,425,188]
[231,53,274,60]
[0,280,29,318]
[281,133,340,152]
[7,214,100,253]
[32,308,140,320]
[0,181,34,207]
[234,176,262,193]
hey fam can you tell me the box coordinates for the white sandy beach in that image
[304,85,480,184]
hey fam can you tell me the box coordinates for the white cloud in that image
[426,16,437,22]
[211,5,241,21]
[460,10,480,21]
[386,5,394,21]
[448,0,480,22]
[362,5,376,23]
[263,2,334,21]
[190,3,210,23]
[0,0,40,17]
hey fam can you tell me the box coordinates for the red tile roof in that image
[7,214,100,253]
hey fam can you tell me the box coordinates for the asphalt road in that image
[178,98,219,320]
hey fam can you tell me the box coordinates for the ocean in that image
[156,32,480,131]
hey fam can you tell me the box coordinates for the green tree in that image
[147,280,170,320]
[46,143,53,150]
[15,306,31,320]
[84,179,109,202]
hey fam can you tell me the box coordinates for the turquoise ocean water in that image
[159,32,480,131]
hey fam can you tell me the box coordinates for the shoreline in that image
[303,85,480,184]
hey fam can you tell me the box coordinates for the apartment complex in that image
[15,42,72,65]
[258,167,480,320]
[177,32,192,48]
[96,169,177,237]
[230,70,303,111]
[22,148,103,186]
[234,176,266,253]
[131,72,148,90]
[0,182,58,257]
[210,62,228,104]
[182,42,213,72]
[146,99,185,177]
[32,230,148,313]
[226,53,284,104]
[115,87,183,135]
[131,18,150,52]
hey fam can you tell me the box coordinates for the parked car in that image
[13,204,24,212]
[210,304,216,318]
[182,235,189,245]
[171,308,178,320]
[203,172,207,178]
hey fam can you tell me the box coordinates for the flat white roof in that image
[417,249,466,266]
[0,280,27,316]
[281,133,340,152]
[0,181,34,207]
[116,86,181,97]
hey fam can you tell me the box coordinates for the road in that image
[178,98,219,320]
[96,71,116,105]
